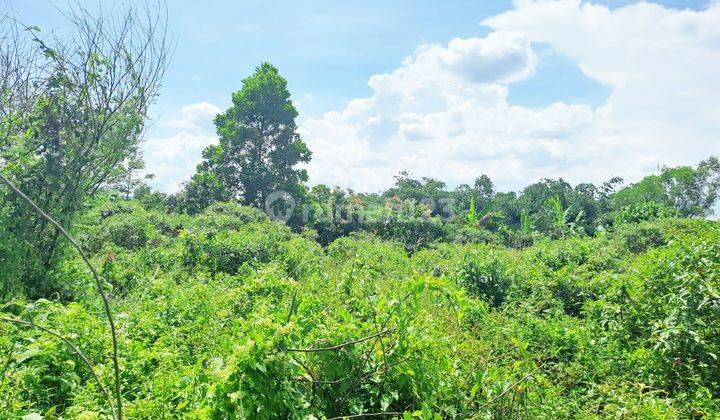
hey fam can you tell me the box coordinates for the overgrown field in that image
[1,198,719,418]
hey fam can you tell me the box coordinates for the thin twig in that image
[292,353,412,389]
[293,377,345,385]
[0,316,116,419]
[285,288,298,324]
[479,364,541,410]
[0,172,122,419]
[335,288,418,409]
[286,329,391,353]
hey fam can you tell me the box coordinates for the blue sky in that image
[146,0,703,123]
[10,0,720,195]
[15,0,707,120]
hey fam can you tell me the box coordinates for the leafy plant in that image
[466,196,477,225]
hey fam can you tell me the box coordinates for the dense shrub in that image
[622,229,720,393]
[2,198,720,418]
[614,202,678,225]
[452,250,514,307]
[500,227,535,249]
[364,216,447,252]
[200,223,293,274]
[617,223,667,254]
[446,225,499,245]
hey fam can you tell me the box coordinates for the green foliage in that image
[594,224,720,402]
[170,169,228,215]
[520,208,533,234]
[178,63,311,214]
[453,250,514,307]
[5,5,720,417]
[612,157,720,218]
[2,198,720,417]
[615,201,678,225]
[201,223,293,275]
[0,5,165,299]
[617,223,667,254]
[466,195,477,225]
[384,172,452,218]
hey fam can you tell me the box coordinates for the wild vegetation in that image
[1,2,720,419]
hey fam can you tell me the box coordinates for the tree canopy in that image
[177,63,311,212]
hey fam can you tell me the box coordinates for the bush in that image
[452,251,514,307]
[204,202,268,222]
[620,230,720,393]
[614,202,677,225]
[617,223,667,254]
[500,227,535,249]
[201,223,293,275]
[189,202,269,234]
[365,216,447,252]
[446,225,499,245]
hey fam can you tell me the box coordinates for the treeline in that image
[132,65,720,251]
[2,4,719,301]
[133,155,720,251]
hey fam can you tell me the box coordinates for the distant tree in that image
[113,156,155,199]
[189,63,311,210]
[612,157,720,218]
[171,168,227,215]
[474,174,495,209]
[384,171,451,217]
[663,157,720,217]
[133,185,167,211]
[518,179,573,232]
[572,182,600,233]
[453,183,473,216]
[492,191,521,228]
[450,174,495,220]
[599,176,624,199]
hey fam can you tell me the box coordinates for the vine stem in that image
[0,316,117,419]
[286,329,391,353]
[479,364,541,410]
[0,172,123,420]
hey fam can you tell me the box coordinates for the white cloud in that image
[299,0,720,192]
[146,1,720,195]
[158,101,221,133]
[143,102,220,192]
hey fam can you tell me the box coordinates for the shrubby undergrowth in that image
[1,196,719,418]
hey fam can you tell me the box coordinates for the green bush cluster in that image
[1,199,720,418]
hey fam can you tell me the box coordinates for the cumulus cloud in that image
[143,102,220,192]
[300,0,720,192]
[145,1,720,194]
[158,101,221,133]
